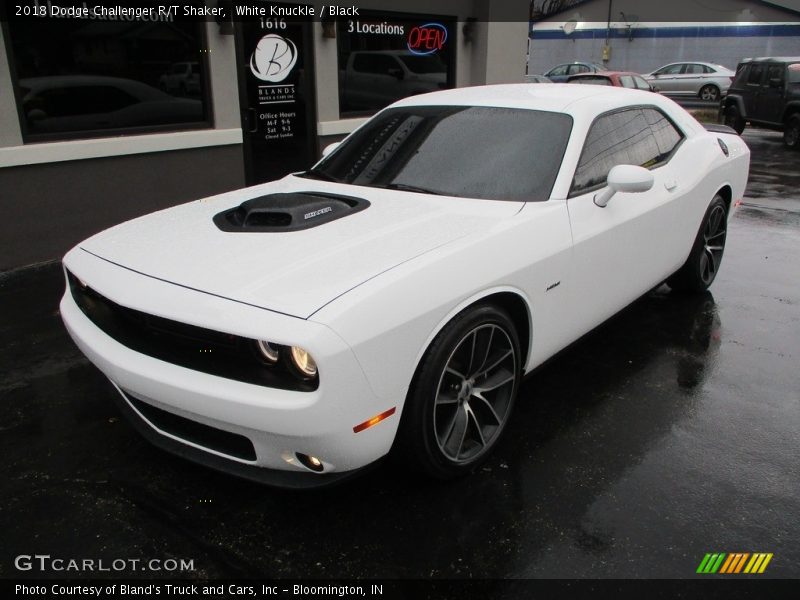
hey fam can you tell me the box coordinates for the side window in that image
[633,76,651,90]
[548,65,569,77]
[684,64,704,75]
[660,64,683,75]
[747,63,765,85]
[732,64,749,87]
[570,64,590,75]
[619,75,636,89]
[571,108,683,195]
[766,64,785,85]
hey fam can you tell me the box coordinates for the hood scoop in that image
[214,191,370,232]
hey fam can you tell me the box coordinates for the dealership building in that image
[1,0,798,271]
[0,0,529,270]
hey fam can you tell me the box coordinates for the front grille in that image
[124,392,257,461]
[66,269,317,391]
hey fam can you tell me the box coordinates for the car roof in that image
[740,56,800,63]
[392,83,686,122]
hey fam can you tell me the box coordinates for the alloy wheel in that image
[700,204,727,285]
[433,324,517,463]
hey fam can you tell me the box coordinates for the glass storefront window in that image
[4,15,212,141]
[336,11,456,117]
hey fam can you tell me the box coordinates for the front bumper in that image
[60,248,400,483]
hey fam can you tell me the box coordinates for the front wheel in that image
[784,115,800,149]
[394,304,521,479]
[668,195,728,293]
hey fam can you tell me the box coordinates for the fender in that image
[722,95,747,118]
[410,285,534,376]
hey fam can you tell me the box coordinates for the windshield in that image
[303,105,572,202]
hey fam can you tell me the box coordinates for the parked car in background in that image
[721,57,800,148]
[544,62,605,82]
[339,50,448,112]
[525,74,552,83]
[158,62,201,96]
[19,75,203,135]
[567,71,656,91]
[645,62,735,101]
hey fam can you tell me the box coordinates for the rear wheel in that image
[668,195,728,293]
[394,304,521,479]
[699,84,720,102]
[784,114,800,149]
[724,105,745,135]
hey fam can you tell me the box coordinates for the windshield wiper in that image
[378,182,443,195]
[300,168,340,183]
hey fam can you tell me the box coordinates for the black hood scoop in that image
[214,192,370,232]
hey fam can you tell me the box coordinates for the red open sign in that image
[407,23,447,55]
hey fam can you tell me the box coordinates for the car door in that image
[566,107,687,336]
[677,63,706,94]
[547,64,570,82]
[743,62,766,119]
[651,64,684,93]
[753,63,785,125]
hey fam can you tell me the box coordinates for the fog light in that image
[256,340,279,363]
[289,346,317,377]
[296,452,324,472]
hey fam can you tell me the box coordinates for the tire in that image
[723,105,746,135]
[668,195,728,293]
[784,114,800,149]
[699,84,720,102]
[393,304,521,479]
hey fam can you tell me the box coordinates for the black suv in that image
[720,57,800,148]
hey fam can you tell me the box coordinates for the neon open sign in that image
[407,23,447,55]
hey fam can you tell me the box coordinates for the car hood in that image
[79,176,520,319]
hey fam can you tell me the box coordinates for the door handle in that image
[664,180,678,192]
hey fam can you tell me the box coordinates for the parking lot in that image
[1,129,798,581]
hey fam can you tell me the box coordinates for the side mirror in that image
[594,165,654,207]
[387,67,404,80]
[322,141,341,157]
[651,85,661,93]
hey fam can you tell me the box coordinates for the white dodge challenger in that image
[61,84,750,487]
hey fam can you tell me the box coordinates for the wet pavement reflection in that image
[1,129,798,579]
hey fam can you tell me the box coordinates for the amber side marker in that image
[353,407,396,433]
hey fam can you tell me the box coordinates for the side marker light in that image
[353,407,396,433]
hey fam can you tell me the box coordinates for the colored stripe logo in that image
[697,553,773,574]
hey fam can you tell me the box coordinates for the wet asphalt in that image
[1,129,798,581]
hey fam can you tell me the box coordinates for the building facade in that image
[0,0,529,270]
[528,0,800,76]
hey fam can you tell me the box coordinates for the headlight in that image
[289,346,317,378]
[256,340,279,363]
